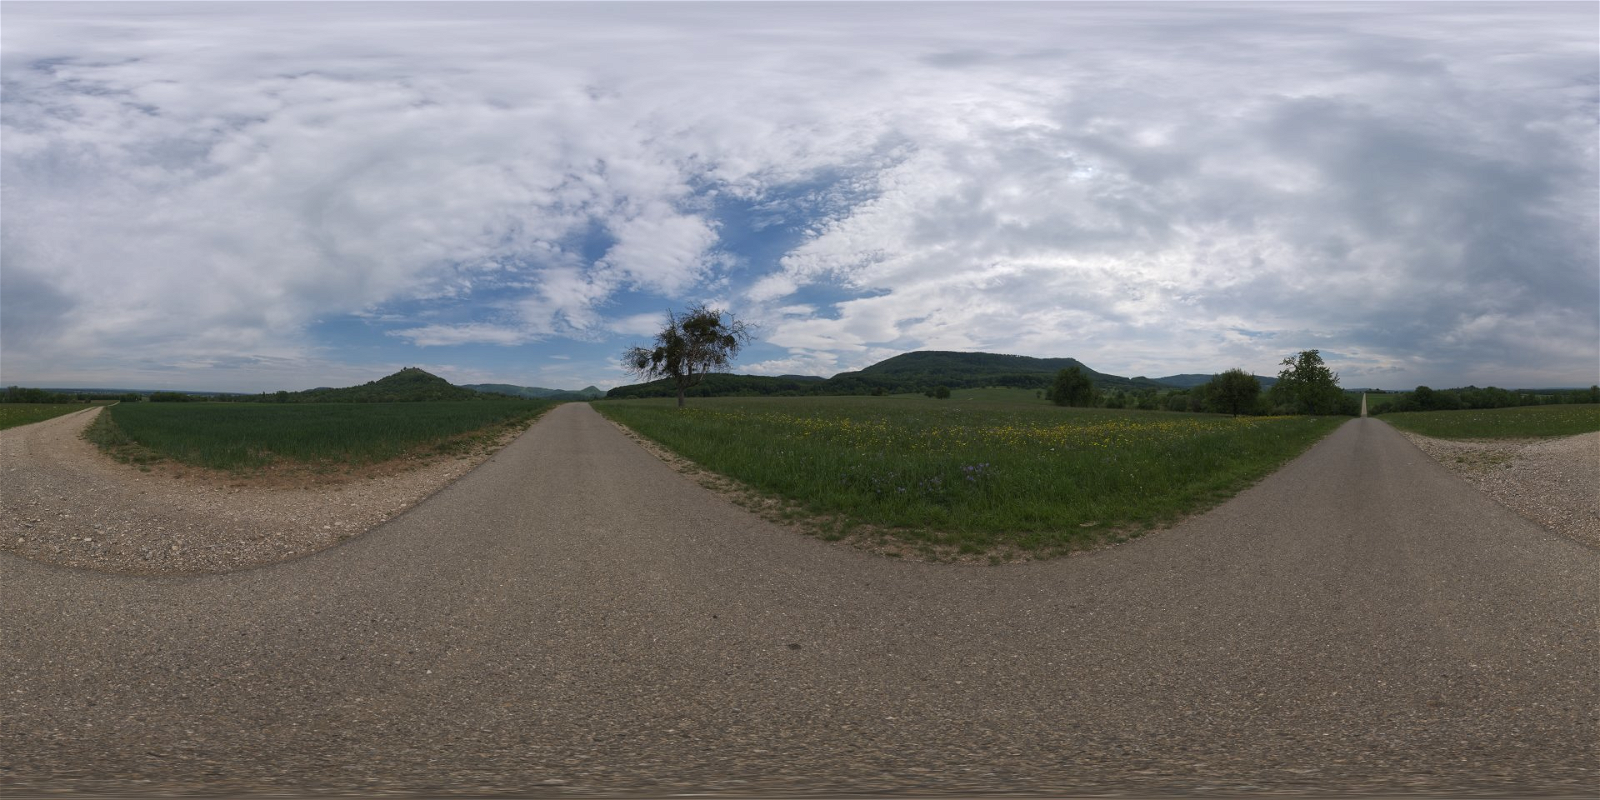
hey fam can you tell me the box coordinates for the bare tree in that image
[622,304,754,408]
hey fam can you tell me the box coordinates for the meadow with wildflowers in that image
[594,395,1344,556]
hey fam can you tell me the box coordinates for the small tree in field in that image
[1207,368,1261,417]
[1048,366,1096,407]
[1272,349,1343,415]
[623,304,753,408]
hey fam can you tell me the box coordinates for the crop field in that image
[0,403,103,431]
[1380,404,1600,439]
[88,399,554,471]
[595,396,1344,555]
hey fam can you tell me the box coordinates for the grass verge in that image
[0,402,105,431]
[1380,404,1600,439]
[594,396,1344,558]
[86,399,555,473]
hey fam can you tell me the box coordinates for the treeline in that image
[1044,352,1360,416]
[607,373,830,399]
[1370,385,1599,414]
[3,387,141,404]
[606,370,1132,400]
[1040,371,1358,416]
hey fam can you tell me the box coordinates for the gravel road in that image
[1,406,528,575]
[2,404,1595,797]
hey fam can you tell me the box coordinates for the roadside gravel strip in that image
[0,406,520,574]
[2,407,1596,797]
[1398,430,1600,550]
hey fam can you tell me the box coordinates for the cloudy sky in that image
[2,2,1596,393]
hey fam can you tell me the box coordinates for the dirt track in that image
[2,404,1595,796]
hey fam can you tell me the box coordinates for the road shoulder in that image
[1396,428,1598,548]
[0,406,537,575]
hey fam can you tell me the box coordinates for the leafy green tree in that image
[1272,350,1344,415]
[934,385,951,399]
[623,304,754,408]
[1207,368,1262,417]
[1047,366,1096,407]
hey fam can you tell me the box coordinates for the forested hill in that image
[834,351,1169,393]
[465,383,604,401]
[291,368,485,402]
[606,350,1173,399]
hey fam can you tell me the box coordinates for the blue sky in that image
[2,2,1596,392]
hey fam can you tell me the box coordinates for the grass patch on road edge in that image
[0,403,106,431]
[595,396,1344,559]
[1381,404,1600,439]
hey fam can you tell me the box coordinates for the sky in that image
[2,1,1596,393]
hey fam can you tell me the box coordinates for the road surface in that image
[2,404,1595,796]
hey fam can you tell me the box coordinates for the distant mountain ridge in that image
[465,383,604,401]
[1155,373,1278,390]
[607,350,1249,399]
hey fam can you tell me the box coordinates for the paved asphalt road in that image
[2,404,1595,797]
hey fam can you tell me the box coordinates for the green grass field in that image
[595,395,1344,556]
[1380,404,1600,439]
[88,399,554,471]
[0,403,104,431]
[1361,393,1404,412]
[922,387,1054,405]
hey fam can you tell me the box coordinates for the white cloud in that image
[2,2,1594,391]
[607,311,671,338]
[389,323,534,348]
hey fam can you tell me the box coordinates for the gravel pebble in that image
[0,406,530,575]
[1397,429,1599,549]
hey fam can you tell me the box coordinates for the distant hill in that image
[609,350,1177,399]
[1155,373,1278,390]
[833,351,1169,393]
[291,368,485,402]
[465,383,604,401]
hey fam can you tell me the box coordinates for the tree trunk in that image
[677,387,685,408]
